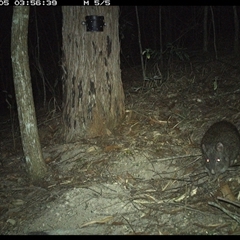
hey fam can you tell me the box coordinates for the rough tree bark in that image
[62,6,125,142]
[11,7,47,183]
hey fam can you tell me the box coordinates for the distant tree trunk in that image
[203,6,208,53]
[159,6,163,67]
[62,6,125,142]
[11,7,47,183]
[135,6,145,81]
[233,6,239,54]
[210,6,218,59]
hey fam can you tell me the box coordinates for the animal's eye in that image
[206,159,210,163]
[216,159,221,162]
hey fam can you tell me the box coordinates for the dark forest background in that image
[0,6,238,114]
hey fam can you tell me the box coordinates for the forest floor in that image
[2,53,240,235]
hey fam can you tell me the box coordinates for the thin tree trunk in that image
[11,6,47,183]
[203,6,208,53]
[159,6,163,67]
[210,6,218,59]
[233,6,239,54]
[135,6,146,81]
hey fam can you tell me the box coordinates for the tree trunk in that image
[135,6,145,81]
[62,6,125,142]
[210,6,218,59]
[233,6,239,54]
[11,7,47,183]
[203,6,208,53]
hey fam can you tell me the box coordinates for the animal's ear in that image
[216,142,224,152]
